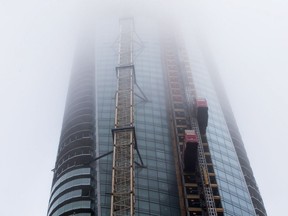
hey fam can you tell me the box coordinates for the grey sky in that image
[0,0,287,215]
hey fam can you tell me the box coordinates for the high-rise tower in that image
[48,17,266,216]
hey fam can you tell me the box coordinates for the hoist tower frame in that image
[161,30,223,216]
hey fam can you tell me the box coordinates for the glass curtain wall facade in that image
[186,39,267,216]
[48,38,96,216]
[48,17,266,216]
[206,59,267,216]
[188,50,257,215]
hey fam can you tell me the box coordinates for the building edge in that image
[47,38,96,216]
[206,59,267,216]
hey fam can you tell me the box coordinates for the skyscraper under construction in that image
[47,16,266,216]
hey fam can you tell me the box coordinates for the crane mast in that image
[111,18,135,216]
[110,17,223,216]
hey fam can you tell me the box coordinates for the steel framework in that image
[110,18,135,216]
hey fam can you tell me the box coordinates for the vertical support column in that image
[110,18,135,216]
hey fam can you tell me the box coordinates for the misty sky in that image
[0,0,287,215]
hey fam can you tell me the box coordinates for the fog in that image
[0,0,287,215]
